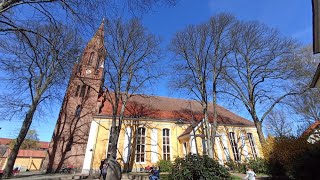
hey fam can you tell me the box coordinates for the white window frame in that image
[247,133,257,159]
[229,132,240,161]
[162,128,171,160]
[136,127,146,163]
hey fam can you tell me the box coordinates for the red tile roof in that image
[3,149,46,158]
[302,121,320,137]
[0,138,49,149]
[99,95,254,126]
[0,138,11,145]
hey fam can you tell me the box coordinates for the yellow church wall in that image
[190,125,263,163]
[90,118,112,171]
[90,117,263,171]
[215,125,263,162]
[91,118,190,171]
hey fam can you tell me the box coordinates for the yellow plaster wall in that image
[91,118,263,170]
[14,157,43,170]
[192,125,263,163]
[92,118,189,170]
[91,118,112,170]
[215,126,263,162]
[0,157,7,170]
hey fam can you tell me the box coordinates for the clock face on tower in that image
[85,69,91,75]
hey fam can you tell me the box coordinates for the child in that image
[101,162,108,180]
[149,166,160,180]
[243,167,256,180]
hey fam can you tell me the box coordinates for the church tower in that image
[44,21,106,172]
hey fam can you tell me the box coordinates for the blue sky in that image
[0,0,313,141]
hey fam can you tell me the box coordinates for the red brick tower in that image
[44,21,106,173]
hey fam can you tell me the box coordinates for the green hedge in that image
[157,160,173,172]
[169,154,230,180]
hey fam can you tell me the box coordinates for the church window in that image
[80,85,86,97]
[75,105,81,118]
[229,132,240,161]
[75,85,80,97]
[95,59,100,70]
[136,127,146,163]
[86,86,91,98]
[247,133,257,159]
[88,52,94,66]
[162,128,170,160]
[76,65,82,75]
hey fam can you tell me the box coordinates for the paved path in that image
[231,172,270,180]
[4,171,97,180]
[5,171,269,180]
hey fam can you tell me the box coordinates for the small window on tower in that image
[80,85,86,97]
[88,52,94,66]
[95,59,100,70]
[86,86,91,98]
[75,85,80,97]
[75,105,81,118]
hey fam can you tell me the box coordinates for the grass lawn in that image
[231,175,242,180]
[160,173,170,180]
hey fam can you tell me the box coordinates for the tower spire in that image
[87,19,105,49]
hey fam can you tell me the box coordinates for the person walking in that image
[101,162,108,180]
[99,160,104,179]
[243,167,256,180]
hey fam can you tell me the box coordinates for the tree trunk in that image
[254,119,265,145]
[3,100,38,178]
[106,157,121,180]
[203,104,213,158]
[106,120,121,180]
[211,80,218,158]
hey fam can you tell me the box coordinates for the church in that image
[43,22,263,174]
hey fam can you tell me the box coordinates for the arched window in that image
[136,127,146,163]
[162,128,170,160]
[95,59,100,70]
[88,52,94,66]
[229,132,240,161]
[86,86,91,99]
[75,85,80,97]
[75,105,81,118]
[247,133,257,159]
[80,85,86,97]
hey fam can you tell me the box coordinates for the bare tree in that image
[265,110,293,137]
[102,18,161,180]
[0,0,176,14]
[0,23,81,177]
[0,0,177,36]
[286,46,320,124]
[169,13,235,158]
[223,21,298,144]
[208,13,236,153]
[9,129,40,150]
[170,22,213,157]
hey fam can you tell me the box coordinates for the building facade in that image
[45,22,263,174]
[81,96,263,173]
[0,138,49,171]
[43,22,106,173]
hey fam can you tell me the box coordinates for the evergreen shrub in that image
[157,160,173,172]
[169,153,230,180]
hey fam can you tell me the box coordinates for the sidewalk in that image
[230,172,270,180]
[5,171,92,180]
